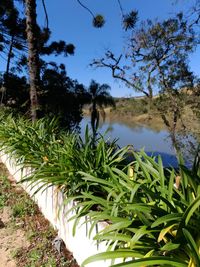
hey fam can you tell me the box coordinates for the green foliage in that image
[0,114,127,196]
[0,114,60,163]
[69,152,200,266]
[12,197,36,218]
[40,63,85,130]
[84,80,115,137]
[93,14,105,28]
[114,97,149,116]
[122,10,138,31]
[0,173,11,209]
[0,114,199,266]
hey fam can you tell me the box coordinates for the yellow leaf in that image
[42,156,49,162]
[128,166,134,180]
[158,224,177,242]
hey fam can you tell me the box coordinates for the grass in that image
[12,196,36,218]
[0,167,13,209]
[0,162,79,267]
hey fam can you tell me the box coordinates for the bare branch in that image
[117,0,124,17]
[91,52,150,97]
[41,0,49,29]
[76,0,95,18]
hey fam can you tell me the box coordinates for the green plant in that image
[61,127,129,196]
[0,114,129,196]
[66,151,200,267]
[0,114,72,191]
[21,125,129,197]
[0,167,12,209]
[28,249,42,264]
[1,113,200,266]
[12,197,36,218]
[0,114,63,164]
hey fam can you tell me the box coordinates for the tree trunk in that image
[25,0,40,121]
[147,84,153,120]
[0,35,14,105]
[147,96,153,120]
[161,113,180,157]
[91,100,99,143]
[6,35,14,76]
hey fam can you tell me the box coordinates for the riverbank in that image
[83,106,165,130]
[83,100,200,134]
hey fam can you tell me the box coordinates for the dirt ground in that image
[0,161,79,267]
[0,206,29,267]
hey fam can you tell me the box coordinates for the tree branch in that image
[41,0,49,29]
[76,0,95,18]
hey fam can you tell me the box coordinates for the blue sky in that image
[1,0,200,97]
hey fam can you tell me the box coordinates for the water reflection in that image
[80,116,178,167]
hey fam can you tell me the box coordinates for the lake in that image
[80,117,179,167]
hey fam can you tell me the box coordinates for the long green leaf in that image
[151,213,182,228]
[82,254,187,267]
[182,228,200,265]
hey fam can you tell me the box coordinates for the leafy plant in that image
[0,114,128,197]
[67,152,200,266]
[0,113,200,266]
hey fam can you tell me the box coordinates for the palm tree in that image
[86,80,115,138]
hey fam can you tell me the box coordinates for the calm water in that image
[80,117,178,167]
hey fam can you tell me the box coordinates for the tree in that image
[85,80,115,138]
[92,14,197,153]
[22,0,75,121]
[92,14,195,112]
[40,62,86,130]
[23,0,105,121]
[1,0,138,123]
[173,0,200,28]
[189,0,200,28]
[0,0,27,104]
[0,60,87,129]
[24,0,40,121]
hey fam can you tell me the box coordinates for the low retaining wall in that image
[0,153,114,267]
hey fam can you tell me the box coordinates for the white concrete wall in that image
[0,152,120,267]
